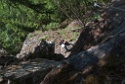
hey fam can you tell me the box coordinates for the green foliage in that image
[54,0,94,26]
[0,0,65,54]
[0,1,39,54]
[43,22,59,30]
[54,0,108,26]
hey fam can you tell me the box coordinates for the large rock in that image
[66,20,83,29]
[16,32,55,60]
[0,58,59,84]
[41,0,125,83]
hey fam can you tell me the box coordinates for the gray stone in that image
[0,58,59,84]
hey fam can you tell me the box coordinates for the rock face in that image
[16,31,77,60]
[16,33,55,60]
[66,20,83,29]
[0,58,59,84]
[40,0,125,84]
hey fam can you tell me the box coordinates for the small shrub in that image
[43,22,59,30]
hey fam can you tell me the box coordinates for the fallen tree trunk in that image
[41,0,125,84]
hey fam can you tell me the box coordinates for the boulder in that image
[16,32,55,60]
[0,58,59,84]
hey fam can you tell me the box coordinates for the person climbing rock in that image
[59,40,74,52]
